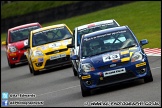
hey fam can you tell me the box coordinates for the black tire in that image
[31,64,39,75]
[72,64,78,76]
[29,58,39,75]
[80,81,91,97]
[33,70,39,75]
[7,57,15,68]
[28,64,33,73]
[144,71,153,83]
[32,69,39,75]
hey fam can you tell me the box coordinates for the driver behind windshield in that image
[89,41,102,55]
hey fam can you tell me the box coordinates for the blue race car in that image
[67,19,120,77]
[70,25,153,97]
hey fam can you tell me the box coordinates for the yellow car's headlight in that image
[33,50,44,56]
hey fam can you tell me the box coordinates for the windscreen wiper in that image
[62,37,72,40]
[120,44,137,50]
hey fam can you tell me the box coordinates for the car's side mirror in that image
[67,44,74,48]
[1,41,6,45]
[70,55,79,60]
[140,39,148,46]
[24,45,30,49]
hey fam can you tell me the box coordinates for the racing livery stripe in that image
[120,50,129,55]
[129,52,134,57]
[121,57,130,62]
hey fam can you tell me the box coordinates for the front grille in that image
[45,55,70,68]
[20,47,26,50]
[20,54,27,61]
[98,61,129,70]
[97,70,136,85]
[45,48,68,55]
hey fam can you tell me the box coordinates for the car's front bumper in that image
[7,50,27,64]
[31,51,71,71]
[80,60,151,90]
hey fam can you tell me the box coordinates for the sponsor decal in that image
[112,59,119,62]
[38,58,44,62]
[49,42,61,48]
[41,46,48,50]
[63,40,69,45]
[103,68,126,77]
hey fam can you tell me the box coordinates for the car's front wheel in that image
[7,57,15,68]
[28,63,33,73]
[80,81,91,97]
[144,71,153,83]
[72,64,78,76]
[31,64,39,75]
[32,67,39,75]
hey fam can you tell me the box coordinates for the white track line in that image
[151,67,161,70]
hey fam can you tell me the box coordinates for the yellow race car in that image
[24,24,73,75]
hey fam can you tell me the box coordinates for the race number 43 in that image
[103,53,120,62]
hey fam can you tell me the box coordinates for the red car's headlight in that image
[9,46,17,52]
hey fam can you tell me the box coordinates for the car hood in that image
[8,39,28,50]
[31,39,72,53]
[81,46,141,68]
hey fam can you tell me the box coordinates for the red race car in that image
[2,22,42,68]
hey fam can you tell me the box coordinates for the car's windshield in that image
[9,26,40,43]
[32,26,72,47]
[81,29,138,58]
[77,21,119,46]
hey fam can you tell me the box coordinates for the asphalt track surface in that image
[1,50,161,107]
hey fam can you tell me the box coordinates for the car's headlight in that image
[9,46,17,52]
[33,50,44,56]
[131,52,143,62]
[81,63,95,72]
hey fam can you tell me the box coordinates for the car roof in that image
[31,24,67,34]
[76,19,120,30]
[83,26,129,39]
[8,22,41,31]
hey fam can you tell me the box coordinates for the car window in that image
[77,22,119,46]
[81,29,137,58]
[71,30,75,46]
[9,25,40,43]
[104,34,126,44]
[32,26,72,47]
